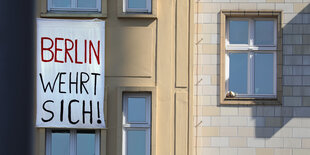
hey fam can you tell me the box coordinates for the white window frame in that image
[123,0,152,13]
[46,129,100,155]
[225,18,277,98]
[122,93,151,155]
[47,0,101,12]
[226,18,277,51]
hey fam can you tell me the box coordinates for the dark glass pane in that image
[127,130,146,155]
[229,20,249,44]
[78,0,97,8]
[128,97,146,123]
[254,53,274,94]
[128,0,147,8]
[52,0,71,7]
[51,130,70,155]
[77,131,96,155]
[229,53,248,94]
[254,20,274,45]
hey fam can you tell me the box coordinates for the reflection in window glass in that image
[51,131,70,155]
[77,0,97,8]
[127,130,146,155]
[128,0,147,8]
[52,0,71,7]
[128,97,146,123]
[77,131,96,155]
[229,53,248,94]
[254,53,274,94]
[229,20,249,44]
[255,21,274,45]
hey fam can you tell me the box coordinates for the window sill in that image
[221,97,281,105]
[117,12,157,19]
[40,12,107,18]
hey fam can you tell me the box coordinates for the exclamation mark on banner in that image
[97,101,102,124]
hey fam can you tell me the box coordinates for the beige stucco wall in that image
[193,1,310,155]
[34,0,193,155]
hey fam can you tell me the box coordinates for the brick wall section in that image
[193,1,310,155]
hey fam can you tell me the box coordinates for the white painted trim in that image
[122,93,151,155]
[226,18,250,46]
[72,0,76,9]
[124,0,151,13]
[225,17,278,98]
[253,18,277,46]
[248,52,253,95]
[226,18,277,51]
[95,130,101,155]
[45,129,100,155]
[226,51,276,98]
[48,0,101,12]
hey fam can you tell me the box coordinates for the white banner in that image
[36,19,105,128]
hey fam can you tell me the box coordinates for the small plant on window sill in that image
[226,91,236,98]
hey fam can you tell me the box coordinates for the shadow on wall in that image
[217,4,310,138]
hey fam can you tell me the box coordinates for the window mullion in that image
[97,0,101,12]
[249,19,254,47]
[147,0,151,12]
[123,0,128,12]
[48,0,52,11]
[248,51,254,95]
[46,129,52,155]
[70,130,77,155]
[273,52,277,95]
[247,52,250,95]
[274,19,277,47]
[146,128,151,155]
[225,52,229,93]
[95,130,101,155]
[72,0,77,8]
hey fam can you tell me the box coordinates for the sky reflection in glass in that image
[229,20,249,44]
[77,132,95,155]
[51,132,70,155]
[78,0,97,8]
[255,21,274,45]
[128,97,146,122]
[127,130,146,155]
[254,53,274,94]
[128,0,146,8]
[229,53,248,94]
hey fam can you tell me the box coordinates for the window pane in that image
[254,20,274,45]
[127,130,146,155]
[52,0,71,8]
[128,97,146,123]
[77,131,96,155]
[128,0,147,8]
[51,131,70,155]
[229,20,249,44]
[254,53,274,94]
[78,0,97,8]
[229,53,248,94]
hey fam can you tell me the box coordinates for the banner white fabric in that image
[36,19,105,128]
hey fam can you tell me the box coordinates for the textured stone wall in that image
[193,1,310,155]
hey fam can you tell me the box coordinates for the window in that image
[47,0,101,12]
[220,11,282,104]
[226,18,277,98]
[46,129,100,155]
[123,0,151,13]
[122,93,151,155]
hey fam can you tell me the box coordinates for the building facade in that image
[34,0,310,155]
[34,0,193,155]
[194,0,310,155]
